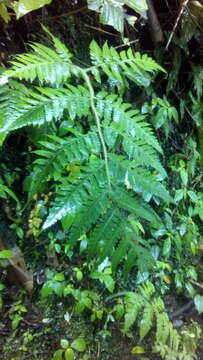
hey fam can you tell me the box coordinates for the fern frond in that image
[139,302,154,340]
[97,92,163,154]
[122,137,166,178]
[43,160,107,229]
[112,187,162,227]
[68,189,110,248]
[89,41,165,87]
[0,85,90,134]
[123,292,144,335]
[3,41,73,86]
[109,154,171,202]
[41,25,72,63]
[111,237,129,272]
[88,207,124,260]
[28,131,101,201]
[139,281,155,300]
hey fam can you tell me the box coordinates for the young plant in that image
[0,27,171,274]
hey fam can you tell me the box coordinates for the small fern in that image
[0,29,171,273]
[121,281,201,360]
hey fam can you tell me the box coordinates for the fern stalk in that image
[82,71,111,190]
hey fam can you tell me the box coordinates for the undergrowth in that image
[0,27,202,360]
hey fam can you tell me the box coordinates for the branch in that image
[165,0,189,51]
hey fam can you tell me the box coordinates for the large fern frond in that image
[112,187,162,227]
[89,41,165,87]
[68,189,110,248]
[28,131,101,202]
[108,154,171,202]
[97,91,163,154]
[43,160,107,229]
[3,38,73,86]
[0,84,90,135]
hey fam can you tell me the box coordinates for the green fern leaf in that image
[41,25,72,63]
[122,137,166,178]
[28,131,100,201]
[3,41,73,86]
[68,189,110,248]
[43,160,106,229]
[113,187,162,227]
[109,155,171,202]
[111,237,129,273]
[88,207,123,260]
[123,292,144,335]
[90,41,165,87]
[97,92,163,153]
[139,302,154,340]
[139,281,155,300]
[0,85,90,135]
[123,248,137,277]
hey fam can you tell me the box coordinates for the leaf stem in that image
[82,71,111,190]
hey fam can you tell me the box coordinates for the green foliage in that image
[53,337,86,360]
[121,281,201,360]
[0,0,52,22]
[0,30,170,273]
[9,300,27,330]
[87,0,148,33]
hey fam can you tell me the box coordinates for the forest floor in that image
[1,287,203,360]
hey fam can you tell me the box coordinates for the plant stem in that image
[82,71,111,190]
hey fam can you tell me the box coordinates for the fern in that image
[28,130,100,202]
[3,39,73,86]
[0,29,171,273]
[0,84,90,135]
[89,41,165,87]
[121,281,201,360]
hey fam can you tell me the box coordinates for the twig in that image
[189,279,203,290]
[115,39,139,49]
[84,24,120,37]
[165,0,189,51]
[46,6,87,20]
[96,342,100,359]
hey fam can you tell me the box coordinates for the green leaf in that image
[162,238,171,258]
[131,346,145,354]
[174,189,184,203]
[180,168,188,186]
[12,314,22,329]
[60,339,69,349]
[64,348,74,360]
[54,272,65,281]
[194,295,203,314]
[71,338,86,352]
[41,283,53,298]
[0,132,7,146]
[0,283,5,291]
[187,190,199,203]
[53,349,64,360]
[125,0,147,12]
[102,275,115,293]
[0,4,11,23]
[0,184,20,205]
[139,302,154,340]
[13,0,52,19]
[153,108,168,129]
[168,106,179,123]
[101,0,124,33]
[0,250,13,259]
